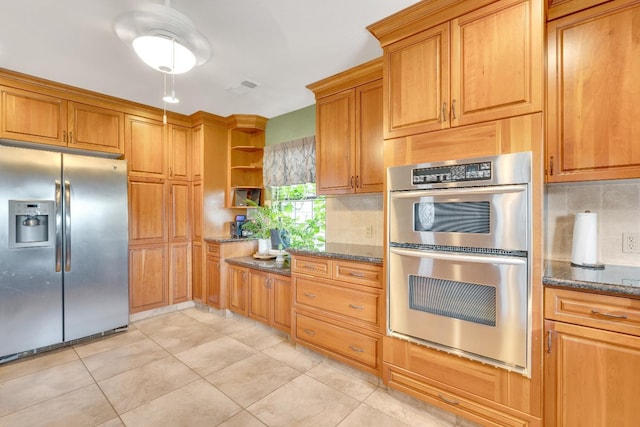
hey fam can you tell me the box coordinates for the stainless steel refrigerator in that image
[0,144,129,361]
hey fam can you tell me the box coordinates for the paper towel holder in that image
[570,210,605,270]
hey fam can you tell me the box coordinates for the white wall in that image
[546,179,640,266]
[325,194,383,246]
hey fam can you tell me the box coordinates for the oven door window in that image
[414,201,490,233]
[409,275,496,326]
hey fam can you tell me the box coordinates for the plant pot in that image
[258,238,271,255]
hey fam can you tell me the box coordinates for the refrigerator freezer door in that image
[62,154,129,341]
[0,146,63,358]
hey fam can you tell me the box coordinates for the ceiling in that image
[0,0,419,119]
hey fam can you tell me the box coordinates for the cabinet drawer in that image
[295,277,380,326]
[545,288,640,337]
[206,243,220,257]
[295,312,379,369]
[333,260,382,288]
[385,366,530,427]
[291,255,331,279]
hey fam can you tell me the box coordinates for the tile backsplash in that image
[325,194,384,247]
[546,179,640,266]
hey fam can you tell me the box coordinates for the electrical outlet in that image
[365,224,373,238]
[622,232,640,254]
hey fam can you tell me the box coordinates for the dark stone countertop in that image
[203,236,256,244]
[543,259,640,298]
[287,243,383,265]
[225,256,291,276]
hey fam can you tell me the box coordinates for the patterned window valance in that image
[263,136,316,187]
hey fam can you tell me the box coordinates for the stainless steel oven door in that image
[388,246,529,374]
[388,184,528,251]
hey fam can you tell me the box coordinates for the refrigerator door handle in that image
[55,180,63,272]
[64,180,71,272]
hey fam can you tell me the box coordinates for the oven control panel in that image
[412,161,492,185]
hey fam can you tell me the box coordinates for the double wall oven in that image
[387,151,532,376]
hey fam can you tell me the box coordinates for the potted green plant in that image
[241,201,286,253]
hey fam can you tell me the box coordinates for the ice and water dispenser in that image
[8,200,56,248]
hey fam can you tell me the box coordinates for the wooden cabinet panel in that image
[385,23,449,137]
[168,181,190,242]
[169,242,190,304]
[125,115,166,178]
[129,244,167,312]
[192,241,203,302]
[168,124,190,180]
[248,269,270,324]
[545,319,640,426]
[128,178,166,243]
[206,255,221,308]
[547,0,640,181]
[0,86,66,145]
[191,125,202,180]
[291,255,332,279]
[191,182,202,240]
[333,259,382,289]
[67,101,124,154]
[271,274,292,332]
[451,0,541,126]
[316,90,355,194]
[355,80,384,192]
[228,264,248,316]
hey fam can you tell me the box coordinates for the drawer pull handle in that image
[349,345,364,353]
[348,272,365,277]
[303,292,316,299]
[438,393,460,405]
[303,264,316,270]
[349,304,364,310]
[303,329,316,336]
[591,309,628,320]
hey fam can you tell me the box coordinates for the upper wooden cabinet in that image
[125,115,166,178]
[369,0,543,139]
[0,86,124,154]
[168,124,191,180]
[308,58,383,195]
[546,0,640,182]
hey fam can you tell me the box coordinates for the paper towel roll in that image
[571,211,598,266]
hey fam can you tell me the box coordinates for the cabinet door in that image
[271,274,291,332]
[355,79,383,193]
[169,242,190,304]
[125,115,166,178]
[545,320,640,426]
[168,124,191,180]
[191,125,203,180]
[129,244,167,312]
[451,0,542,127]
[206,256,221,308]
[384,23,450,138]
[68,101,124,154]
[168,181,190,242]
[316,89,355,195]
[248,269,270,324]
[128,178,166,244]
[228,265,248,316]
[192,181,203,240]
[0,86,67,146]
[192,241,203,302]
[547,0,640,182]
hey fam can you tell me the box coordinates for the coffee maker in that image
[230,214,247,238]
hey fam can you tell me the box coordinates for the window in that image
[270,183,325,250]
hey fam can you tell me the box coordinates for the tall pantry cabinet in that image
[126,115,193,313]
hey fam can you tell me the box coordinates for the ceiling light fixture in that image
[133,33,196,74]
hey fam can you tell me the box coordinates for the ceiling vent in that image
[227,80,260,95]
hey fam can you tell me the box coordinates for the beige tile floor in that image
[0,306,479,427]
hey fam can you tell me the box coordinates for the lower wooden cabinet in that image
[169,242,191,304]
[228,264,248,316]
[544,287,640,426]
[191,241,203,301]
[291,254,383,376]
[205,240,257,310]
[247,269,291,333]
[129,244,167,312]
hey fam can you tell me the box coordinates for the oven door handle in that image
[389,184,527,200]
[390,247,526,266]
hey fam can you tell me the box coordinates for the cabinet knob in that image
[303,292,316,299]
[591,309,627,320]
[441,102,447,122]
[349,304,364,310]
[451,99,457,120]
[303,329,316,336]
[349,345,364,353]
